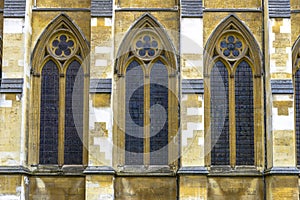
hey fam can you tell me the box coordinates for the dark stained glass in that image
[39,60,59,164]
[0,38,2,84]
[235,61,254,165]
[64,60,84,165]
[210,61,230,165]
[135,34,159,59]
[125,61,144,165]
[150,61,168,165]
[295,70,300,165]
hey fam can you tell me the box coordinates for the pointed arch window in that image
[204,16,264,168]
[31,14,89,166]
[39,61,59,164]
[293,40,300,166]
[210,61,230,165]
[0,37,2,83]
[295,70,300,166]
[114,15,178,169]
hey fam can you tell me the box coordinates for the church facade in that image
[0,0,299,199]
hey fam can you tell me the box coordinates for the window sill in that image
[31,165,85,176]
[116,165,176,176]
[208,165,262,176]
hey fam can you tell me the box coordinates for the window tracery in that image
[293,39,300,166]
[204,16,263,168]
[48,31,77,59]
[114,14,178,170]
[132,31,161,60]
[30,14,89,167]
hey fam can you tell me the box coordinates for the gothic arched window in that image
[204,16,264,168]
[114,14,178,170]
[293,38,300,166]
[30,14,89,166]
[295,70,300,165]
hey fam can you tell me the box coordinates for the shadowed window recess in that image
[34,14,89,166]
[295,70,300,165]
[64,61,84,165]
[115,15,178,168]
[125,61,145,165]
[125,60,169,165]
[210,61,230,165]
[235,61,254,165]
[205,16,262,168]
[40,60,59,164]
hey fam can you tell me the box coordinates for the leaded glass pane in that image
[235,61,254,165]
[295,70,300,165]
[210,61,230,165]
[125,61,144,165]
[150,61,168,165]
[39,60,59,164]
[64,60,84,165]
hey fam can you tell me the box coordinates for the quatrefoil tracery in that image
[132,31,162,61]
[48,31,77,60]
[217,32,247,61]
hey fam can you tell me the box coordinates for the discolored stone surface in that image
[114,177,177,200]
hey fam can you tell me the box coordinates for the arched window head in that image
[115,13,177,76]
[204,15,263,168]
[204,15,261,76]
[0,36,2,83]
[218,34,246,60]
[48,32,77,60]
[132,31,162,60]
[31,14,89,75]
[114,14,178,170]
[31,14,89,166]
[292,36,300,166]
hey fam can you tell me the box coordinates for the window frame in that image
[292,36,300,167]
[203,16,264,170]
[29,14,89,168]
[113,15,178,173]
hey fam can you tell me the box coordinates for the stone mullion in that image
[229,73,236,167]
[253,76,264,168]
[31,75,41,165]
[204,76,211,166]
[144,75,150,166]
[118,76,126,166]
[168,74,178,166]
[58,74,65,166]
[83,73,89,167]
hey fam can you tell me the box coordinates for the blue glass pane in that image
[59,41,68,51]
[64,60,84,165]
[143,35,150,42]
[148,49,155,57]
[67,40,74,47]
[235,61,254,165]
[136,40,143,48]
[228,35,234,43]
[39,60,59,164]
[60,35,67,41]
[233,50,239,57]
[139,49,146,57]
[295,70,300,165]
[228,43,235,51]
[210,61,230,165]
[235,41,242,48]
[152,41,158,48]
[52,40,59,47]
[223,49,230,57]
[125,61,144,165]
[220,41,227,48]
[55,49,62,56]
[150,61,168,165]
